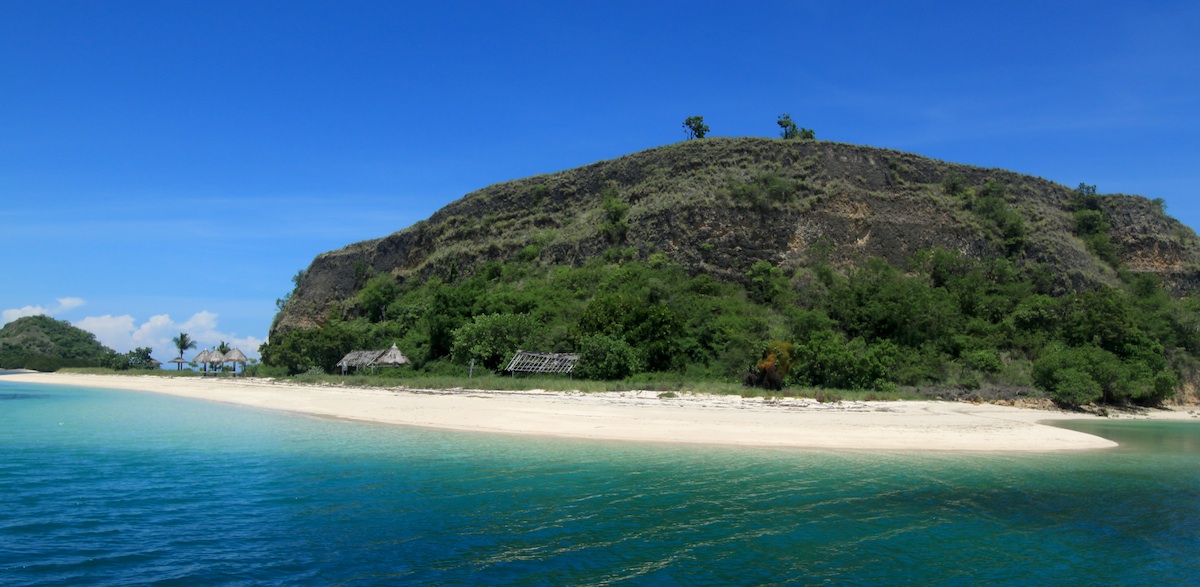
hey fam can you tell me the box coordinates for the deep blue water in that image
[2,379,1199,586]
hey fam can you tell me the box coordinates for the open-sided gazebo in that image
[192,349,213,373]
[223,348,249,373]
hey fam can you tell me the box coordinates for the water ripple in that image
[3,382,1200,586]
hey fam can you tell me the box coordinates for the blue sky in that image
[2,1,1197,362]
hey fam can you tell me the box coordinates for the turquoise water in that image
[2,379,1199,586]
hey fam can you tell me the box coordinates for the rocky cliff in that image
[273,137,1200,336]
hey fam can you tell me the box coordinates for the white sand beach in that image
[7,372,1198,451]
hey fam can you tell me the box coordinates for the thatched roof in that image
[192,349,212,363]
[223,348,249,363]
[375,343,410,367]
[337,350,383,369]
[337,344,411,370]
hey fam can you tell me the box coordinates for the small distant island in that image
[0,315,160,372]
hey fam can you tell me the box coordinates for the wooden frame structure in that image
[504,350,579,375]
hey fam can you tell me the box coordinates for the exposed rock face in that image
[272,138,1200,336]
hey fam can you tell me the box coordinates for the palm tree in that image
[216,340,232,372]
[172,332,197,371]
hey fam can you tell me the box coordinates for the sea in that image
[2,376,1199,586]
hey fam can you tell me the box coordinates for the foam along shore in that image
[7,372,1197,451]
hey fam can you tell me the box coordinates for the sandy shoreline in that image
[5,372,1198,451]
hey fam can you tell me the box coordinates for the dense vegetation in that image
[0,315,158,372]
[262,238,1200,407]
[1,315,110,370]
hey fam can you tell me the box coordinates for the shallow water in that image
[2,379,1198,586]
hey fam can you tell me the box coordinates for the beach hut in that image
[374,343,410,368]
[168,357,189,369]
[336,343,411,375]
[205,349,226,373]
[192,349,213,373]
[336,350,381,374]
[224,348,249,374]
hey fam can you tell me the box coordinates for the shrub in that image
[599,189,630,244]
[962,349,1003,373]
[1050,368,1102,407]
[725,172,799,208]
[746,260,787,305]
[968,180,1026,256]
[575,334,640,380]
[1031,342,1174,406]
[260,324,356,374]
[103,347,158,371]
[451,313,537,372]
[516,244,542,262]
[942,174,968,198]
[1150,370,1178,404]
[358,274,399,322]
[1074,209,1108,235]
[244,363,289,378]
[957,372,983,391]
[790,330,898,390]
[419,359,468,377]
[749,367,782,390]
[760,340,795,379]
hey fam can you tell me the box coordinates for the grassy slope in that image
[278,138,1200,335]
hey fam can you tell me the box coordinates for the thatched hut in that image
[206,349,226,371]
[223,348,249,373]
[192,349,213,373]
[374,343,411,368]
[337,343,411,374]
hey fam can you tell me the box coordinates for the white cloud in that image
[57,297,85,312]
[2,297,87,325]
[73,311,263,362]
[3,305,51,324]
[75,314,138,349]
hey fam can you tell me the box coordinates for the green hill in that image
[0,315,114,371]
[273,138,1200,335]
[262,138,1200,406]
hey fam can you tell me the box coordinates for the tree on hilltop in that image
[778,114,799,139]
[683,116,709,140]
[778,114,815,140]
